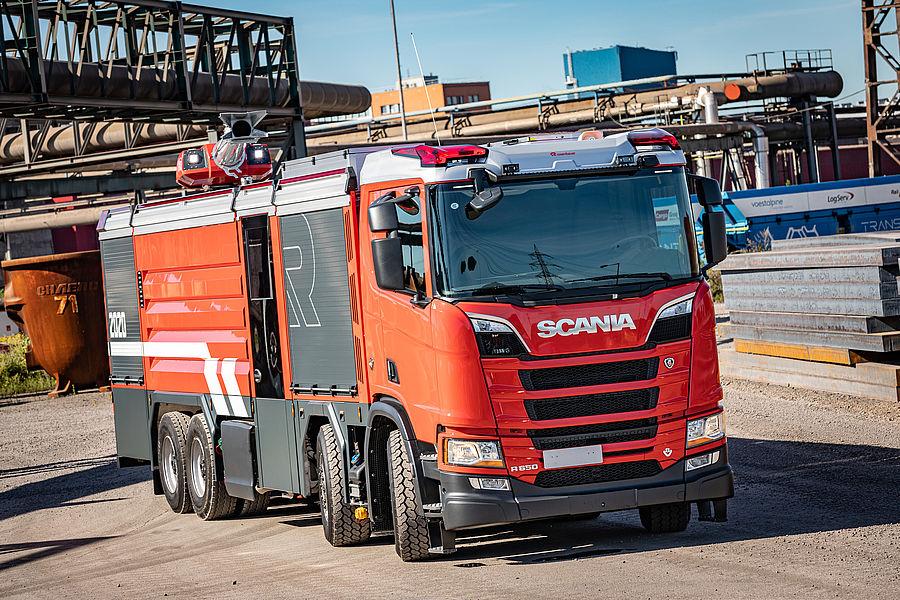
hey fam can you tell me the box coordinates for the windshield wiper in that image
[566,272,673,285]
[471,282,566,295]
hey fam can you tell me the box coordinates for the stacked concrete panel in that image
[719,235,900,401]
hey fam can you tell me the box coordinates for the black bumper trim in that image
[439,446,733,531]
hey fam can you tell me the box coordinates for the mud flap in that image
[112,387,151,464]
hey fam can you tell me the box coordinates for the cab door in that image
[361,182,440,435]
[241,215,284,399]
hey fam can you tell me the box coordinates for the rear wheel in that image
[639,502,691,533]
[238,491,271,517]
[186,414,238,520]
[387,429,430,562]
[157,412,192,514]
[316,424,371,546]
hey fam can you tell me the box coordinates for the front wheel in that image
[387,429,430,562]
[316,424,371,546]
[639,502,691,533]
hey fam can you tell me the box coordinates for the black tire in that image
[639,502,691,533]
[186,414,238,520]
[238,491,271,517]
[387,429,430,562]
[316,424,371,546]
[157,412,193,514]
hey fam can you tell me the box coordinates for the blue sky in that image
[222,0,863,102]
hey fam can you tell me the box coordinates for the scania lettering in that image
[536,314,637,338]
[100,126,733,562]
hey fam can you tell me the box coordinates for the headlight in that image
[469,317,526,357]
[686,412,725,448]
[657,297,693,320]
[444,438,504,468]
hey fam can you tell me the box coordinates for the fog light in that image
[468,477,510,491]
[685,450,720,472]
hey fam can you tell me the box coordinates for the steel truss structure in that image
[0,0,305,177]
[863,0,900,176]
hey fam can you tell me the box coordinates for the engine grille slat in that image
[524,387,659,421]
[519,357,659,391]
[533,460,662,488]
[528,417,658,450]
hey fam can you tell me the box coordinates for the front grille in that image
[529,417,658,450]
[648,314,692,344]
[534,460,661,488]
[525,387,659,421]
[520,357,659,391]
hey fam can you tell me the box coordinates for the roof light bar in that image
[627,128,681,150]
[392,144,487,167]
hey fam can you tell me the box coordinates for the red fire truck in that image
[100,128,733,561]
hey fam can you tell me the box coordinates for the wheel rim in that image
[160,435,179,495]
[190,437,207,498]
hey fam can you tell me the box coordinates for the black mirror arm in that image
[409,290,431,308]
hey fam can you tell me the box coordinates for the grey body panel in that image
[112,387,150,461]
[254,398,300,493]
[280,209,357,392]
[100,236,144,383]
[221,420,258,501]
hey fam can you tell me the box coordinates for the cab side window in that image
[396,201,426,294]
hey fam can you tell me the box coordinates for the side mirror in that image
[369,192,400,232]
[466,168,503,217]
[372,235,405,291]
[369,188,421,290]
[368,187,420,231]
[689,174,723,208]
[701,208,728,267]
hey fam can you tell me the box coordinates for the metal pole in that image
[828,101,842,181]
[801,99,819,183]
[389,0,408,141]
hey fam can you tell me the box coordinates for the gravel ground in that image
[0,379,898,600]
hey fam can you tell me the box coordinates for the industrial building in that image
[564,45,677,91]
[370,74,491,116]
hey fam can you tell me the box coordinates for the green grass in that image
[0,334,55,397]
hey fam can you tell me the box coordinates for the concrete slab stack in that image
[718,234,900,401]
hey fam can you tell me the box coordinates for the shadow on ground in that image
[0,537,116,572]
[436,437,900,564]
[0,458,149,521]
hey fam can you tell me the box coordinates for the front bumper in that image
[439,446,733,531]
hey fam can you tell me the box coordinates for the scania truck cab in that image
[101,127,732,562]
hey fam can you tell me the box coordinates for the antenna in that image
[410,32,441,146]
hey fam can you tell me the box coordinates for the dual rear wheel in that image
[158,412,267,520]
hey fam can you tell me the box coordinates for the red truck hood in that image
[457,281,701,356]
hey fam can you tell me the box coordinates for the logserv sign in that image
[808,187,866,211]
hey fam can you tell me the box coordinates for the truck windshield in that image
[430,169,699,298]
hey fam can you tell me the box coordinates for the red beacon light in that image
[392,144,487,167]
[627,128,681,150]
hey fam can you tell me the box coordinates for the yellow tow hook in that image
[354,506,369,521]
